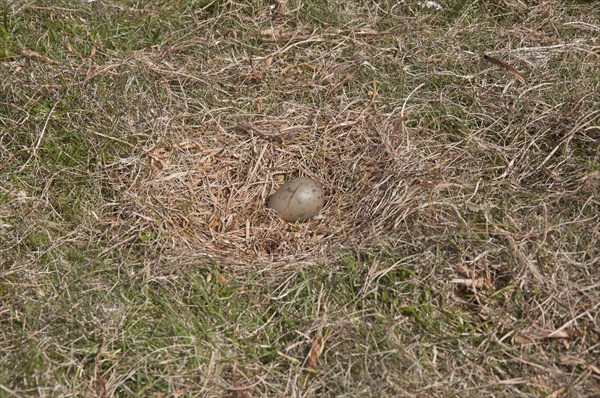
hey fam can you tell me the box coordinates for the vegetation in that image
[1,1,598,396]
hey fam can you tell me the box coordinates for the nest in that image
[108,110,441,270]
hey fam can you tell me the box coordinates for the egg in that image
[267,177,325,222]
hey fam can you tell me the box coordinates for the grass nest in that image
[115,102,440,269]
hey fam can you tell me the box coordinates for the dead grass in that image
[1,0,599,397]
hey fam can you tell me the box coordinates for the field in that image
[1,1,599,397]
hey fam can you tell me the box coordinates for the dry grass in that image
[1,0,599,397]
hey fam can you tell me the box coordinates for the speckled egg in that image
[267,177,325,222]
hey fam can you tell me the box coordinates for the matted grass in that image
[1,0,598,397]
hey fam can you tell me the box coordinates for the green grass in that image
[1,0,599,397]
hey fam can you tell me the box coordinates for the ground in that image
[0,1,599,397]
